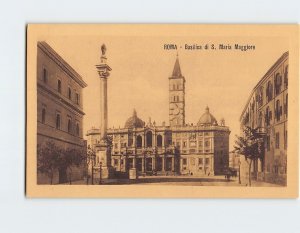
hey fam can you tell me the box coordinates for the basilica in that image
[86,56,230,177]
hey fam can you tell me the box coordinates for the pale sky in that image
[44,35,288,150]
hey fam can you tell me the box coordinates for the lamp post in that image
[99,162,102,185]
[91,157,95,185]
[238,159,241,184]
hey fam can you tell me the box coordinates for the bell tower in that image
[169,55,185,127]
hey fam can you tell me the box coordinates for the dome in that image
[197,106,218,126]
[124,109,144,128]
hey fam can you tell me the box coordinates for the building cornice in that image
[240,52,288,121]
[38,41,88,88]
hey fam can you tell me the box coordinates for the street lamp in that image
[238,159,241,184]
[99,162,102,185]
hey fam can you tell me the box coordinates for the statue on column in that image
[101,44,107,56]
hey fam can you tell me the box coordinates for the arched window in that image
[265,106,272,126]
[285,94,288,116]
[275,99,281,121]
[42,108,46,124]
[157,135,163,147]
[76,93,80,105]
[146,131,152,147]
[275,73,282,95]
[136,135,142,148]
[284,65,288,88]
[56,114,61,129]
[68,119,72,133]
[76,123,80,136]
[43,68,47,83]
[57,80,61,93]
[266,81,273,102]
[68,87,72,99]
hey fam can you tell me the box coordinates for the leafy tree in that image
[86,146,96,184]
[37,141,63,184]
[38,141,85,185]
[233,126,265,186]
[63,148,85,184]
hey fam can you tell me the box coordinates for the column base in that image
[101,166,114,179]
[129,168,137,179]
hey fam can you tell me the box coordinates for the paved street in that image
[63,175,282,187]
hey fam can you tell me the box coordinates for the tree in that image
[37,141,63,184]
[86,146,96,184]
[38,141,85,185]
[233,126,265,186]
[63,148,85,185]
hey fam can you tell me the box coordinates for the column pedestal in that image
[96,141,114,179]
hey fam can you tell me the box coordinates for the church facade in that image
[86,56,230,177]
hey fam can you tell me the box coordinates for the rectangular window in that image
[56,113,61,129]
[275,132,280,149]
[198,158,203,165]
[114,159,119,165]
[284,130,288,149]
[76,93,80,104]
[205,140,210,147]
[57,80,61,93]
[199,141,203,147]
[266,135,270,151]
[43,68,47,83]
[182,158,187,165]
[183,141,187,147]
[68,87,72,99]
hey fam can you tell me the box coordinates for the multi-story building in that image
[37,41,87,184]
[239,52,288,185]
[86,56,230,177]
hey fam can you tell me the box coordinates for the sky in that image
[44,33,288,150]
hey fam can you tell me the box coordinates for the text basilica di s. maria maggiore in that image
[86,55,231,177]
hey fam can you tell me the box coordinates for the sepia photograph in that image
[26,24,299,197]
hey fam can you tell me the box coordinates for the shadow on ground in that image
[104,177,234,185]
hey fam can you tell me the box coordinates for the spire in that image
[205,106,209,113]
[172,55,182,77]
[133,108,137,117]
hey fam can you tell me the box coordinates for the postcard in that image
[26,24,299,198]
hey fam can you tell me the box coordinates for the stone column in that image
[95,44,113,179]
[162,156,165,172]
[133,132,136,148]
[172,157,175,171]
[123,157,127,172]
[141,157,145,173]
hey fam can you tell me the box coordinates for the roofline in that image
[239,51,289,121]
[37,41,88,88]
